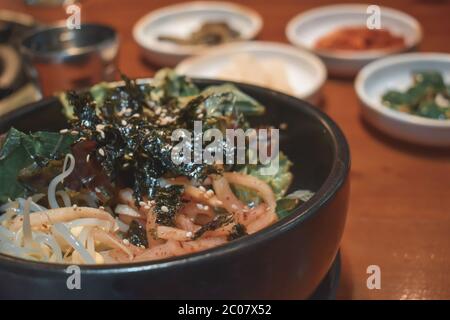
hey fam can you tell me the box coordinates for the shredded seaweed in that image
[192,214,234,240]
[125,220,148,248]
[153,185,184,226]
[227,223,247,241]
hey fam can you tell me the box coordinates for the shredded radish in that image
[223,172,276,213]
[0,169,281,264]
[92,229,133,260]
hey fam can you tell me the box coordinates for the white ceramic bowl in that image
[133,1,262,67]
[286,4,422,77]
[176,41,327,104]
[355,53,450,147]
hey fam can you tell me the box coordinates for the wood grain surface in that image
[1,0,449,300]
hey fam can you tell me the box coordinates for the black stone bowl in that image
[0,80,350,299]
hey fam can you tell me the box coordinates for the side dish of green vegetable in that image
[382,71,450,120]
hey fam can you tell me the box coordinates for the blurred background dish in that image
[355,52,450,147]
[23,0,76,6]
[21,22,119,97]
[286,4,422,77]
[176,41,326,104]
[0,10,41,116]
[133,1,262,67]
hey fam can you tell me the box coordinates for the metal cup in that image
[21,23,119,96]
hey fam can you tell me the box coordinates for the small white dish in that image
[355,53,450,147]
[133,1,262,67]
[286,4,422,77]
[175,41,327,104]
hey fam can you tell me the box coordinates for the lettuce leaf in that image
[201,84,265,116]
[233,152,293,206]
[275,189,315,219]
[0,128,74,203]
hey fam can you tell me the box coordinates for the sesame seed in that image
[139,201,146,207]
[121,120,127,126]
[196,203,204,210]
[94,187,101,193]
[198,186,206,192]
[144,205,150,210]
[98,148,105,156]
[99,206,105,210]
[71,130,79,136]
[123,239,130,245]
[59,129,69,134]
[231,204,238,210]
[72,204,78,209]
[186,231,193,238]
[86,154,90,162]
[206,189,214,197]
[161,205,169,213]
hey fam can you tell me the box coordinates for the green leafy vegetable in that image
[233,152,293,206]
[275,198,299,219]
[0,128,75,203]
[275,189,315,219]
[382,71,450,120]
[152,68,200,100]
[201,84,265,116]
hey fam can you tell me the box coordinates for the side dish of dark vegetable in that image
[158,21,240,46]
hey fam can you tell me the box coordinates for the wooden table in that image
[1,0,449,300]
